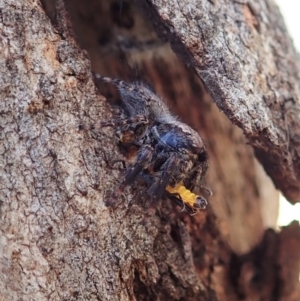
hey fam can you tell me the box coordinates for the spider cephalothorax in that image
[90,73,210,215]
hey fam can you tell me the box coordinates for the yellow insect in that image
[165,183,208,215]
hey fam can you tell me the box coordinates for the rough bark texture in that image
[139,0,300,203]
[0,0,299,300]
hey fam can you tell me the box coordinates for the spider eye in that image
[194,196,208,210]
[197,151,207,163]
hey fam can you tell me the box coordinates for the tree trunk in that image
[0,0,299,300]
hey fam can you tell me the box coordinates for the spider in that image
[87,73,210,215]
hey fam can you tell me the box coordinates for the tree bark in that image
[139,0,300,203]
[0,0,299,300]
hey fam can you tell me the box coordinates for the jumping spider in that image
[88,73,211,215]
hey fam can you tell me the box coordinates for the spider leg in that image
[185,206,198,216]
[123,145,153,185]
[93,72,159,117]
[185,158,209,190]
[165,191,185,211]
[105,145,153,207]
[147,154,179,205]
[103,115,148,128]
[79,115,148,131]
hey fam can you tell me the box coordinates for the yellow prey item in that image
[166,183,199,207]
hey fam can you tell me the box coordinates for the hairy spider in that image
[90,73,210,215]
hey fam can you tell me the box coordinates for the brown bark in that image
[0,0,299,300]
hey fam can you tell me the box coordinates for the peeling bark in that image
[139,0,300,203]
[0,0,299,300]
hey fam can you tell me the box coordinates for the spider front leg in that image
[184,152,209,190]
[79,115,148,131]
[104,115,149,129]
[105,145,153,207]
[146,154,179,205]
[186,163,213,197]
[146,150,193,202]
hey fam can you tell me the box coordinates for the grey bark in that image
[0,0,299,300]
[140,0,300,203]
